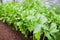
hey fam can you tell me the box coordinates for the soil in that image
[0,21,32,40]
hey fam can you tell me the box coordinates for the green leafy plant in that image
[0,0,60,40]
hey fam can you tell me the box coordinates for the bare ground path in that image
[0,21,32,40]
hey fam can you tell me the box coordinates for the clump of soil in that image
[0,21,32,40]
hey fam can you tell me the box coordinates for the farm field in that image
[0,0,60,40]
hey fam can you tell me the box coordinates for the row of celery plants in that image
[0,0,60,40]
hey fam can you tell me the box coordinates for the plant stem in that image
[43,34,45,40]
[33,34,34,40]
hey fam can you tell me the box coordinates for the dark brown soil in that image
[0,21,32,40]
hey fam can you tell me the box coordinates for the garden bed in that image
[0,0,60,40]
[0,21,32,40]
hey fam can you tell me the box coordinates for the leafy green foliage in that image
[0,0,60,40]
